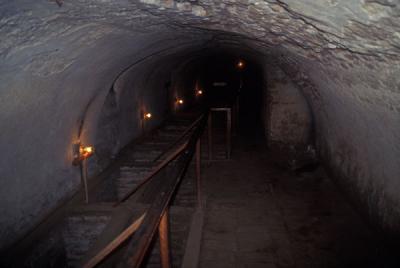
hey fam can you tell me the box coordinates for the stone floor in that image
[198,134,398,268]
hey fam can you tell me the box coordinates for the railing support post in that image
[80,159,89,204]
[208,113,212,160]
[226,109,231,159]
[196,139,202,209]
[159,209,170,268]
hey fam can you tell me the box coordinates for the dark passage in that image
[198,55,264,136]
[1,51,399,268]
[2,3,400,268]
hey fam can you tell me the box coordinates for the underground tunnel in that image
[0,0,399,267]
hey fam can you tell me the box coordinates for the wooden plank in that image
[159,209,171,268]
[196,139,202,209]
[82,213,146,268]
[81,159,89,203]
[78,202,149,266]
[226,108,231,159]
[181,209,205,268]
[208,113,212,161]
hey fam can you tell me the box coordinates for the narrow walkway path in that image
[199,136,388,268]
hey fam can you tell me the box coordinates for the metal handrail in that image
[118,112,207,268]
[114,141,189,206]
[82,111,208,268]
[152,115,204,163]
[114,113,204,205]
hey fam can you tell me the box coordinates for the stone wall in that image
[278,54,400,236]
[264,65,312,148]
[0,0,399,249]
[0,0,213,248]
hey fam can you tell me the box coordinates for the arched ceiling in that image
[0,0,399,249]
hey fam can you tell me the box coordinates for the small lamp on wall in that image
[236,59,245,69]
[141,109,152,133]
[144,112,152,119]
[73,141,94,204]
[174,97,184,113]
[72,142,94,165]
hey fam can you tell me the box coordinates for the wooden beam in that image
[196,139,202,209]
[82,213,146,268]
[181,209,205,268]
[159,209,170,268]
[226,109,231,159]
[208,113,212,160]
[81,159,89,204]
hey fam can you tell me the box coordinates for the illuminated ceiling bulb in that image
[197,90,203,95]
[237,60,245,69]
[144,112,152,119]
[177,99,184,104]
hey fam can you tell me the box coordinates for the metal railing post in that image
[82,113,209,268]
[159,209,170,268]
[208,113,212,160]
[196,139,202,209]
[80,159,89,204]
[227,109,231,159]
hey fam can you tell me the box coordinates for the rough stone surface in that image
[264,65,312,147]
[0,0,399,249]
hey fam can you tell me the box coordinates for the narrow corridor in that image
[2,2,400,266]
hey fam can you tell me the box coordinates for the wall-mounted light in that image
[196,90,203,96]
[73,142,95,165]
[73,141,94,204]
[144,112,152,119]
[141,109,152,133]
[177,98,184,105]
[80,146,94,158]
[237,59,245,69]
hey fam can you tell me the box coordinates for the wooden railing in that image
[82,111,208,268]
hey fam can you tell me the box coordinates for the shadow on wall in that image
[94,89,119,169]
[264,65,316,170]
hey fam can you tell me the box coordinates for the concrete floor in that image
[198,135,396,268]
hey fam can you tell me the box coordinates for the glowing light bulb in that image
[80,146,94,158]
[144,112,152,119]
[177,99,184,104]
[237,60,245,69]
[197,90,203,95]
[84,147,93,154]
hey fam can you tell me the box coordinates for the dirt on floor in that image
[198,134,399,268]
